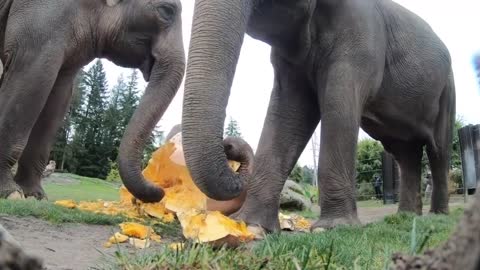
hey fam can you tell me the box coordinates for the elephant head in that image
[101,0,185,202]
[181,0,256,200]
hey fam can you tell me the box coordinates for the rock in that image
[280,180,312,211]
[42,160,56,178]
[0,224,43,269]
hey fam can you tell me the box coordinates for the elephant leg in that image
[426,77,454,214]
[0,52,62,198]
[311,116,362,229]
[310,60,384,230]
[14,71,76,200]
[385,141,424,215]
[426,146,449,214]
[231,59,320,233]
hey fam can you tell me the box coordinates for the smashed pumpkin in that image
[278,213,311,232]
[119,222,152,239]
[55,132,253,248]
[177,210,254,245]
[104,223,160,249]
[54,200,76,209]
[108,232,129,244]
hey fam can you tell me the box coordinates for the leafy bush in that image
[356,182,376,201]
[106,161,121,182]
[356,139,383,184]
[301,184,319,204]
[449,168,463,194]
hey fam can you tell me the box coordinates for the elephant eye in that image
[156,4,176,24]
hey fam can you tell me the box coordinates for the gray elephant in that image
[0,0,185,200]
[182,0,456,232]
[126,0,456,232]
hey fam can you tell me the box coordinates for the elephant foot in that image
[398,205,423,216]
[310,215,361,231]
[0,176,25,200]
[230,200,281,233]
[18,183,47,200]
[429,205,449,215]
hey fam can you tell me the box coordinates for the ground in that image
[0,173,470,269]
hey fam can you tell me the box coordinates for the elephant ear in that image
[106,0,121,7]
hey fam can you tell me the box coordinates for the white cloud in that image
[97,0,480,168]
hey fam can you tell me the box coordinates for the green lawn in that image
[0,173,464,269]
[105,210,463,270]
[43,173,120,201]
[0,199,125,225]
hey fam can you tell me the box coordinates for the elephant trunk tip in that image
[118,158,165,203]
[194,162,246,201]
[132,184,165,203]
[123,176,165,203]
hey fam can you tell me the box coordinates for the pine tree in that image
[118,70,140,134]
[50,70,87,171]
[102,75,127,163]
[225,117,242,138]
[75,60,110,178]
[143,127,165,167]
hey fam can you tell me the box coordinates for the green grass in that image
[0,173,465,269]
[0,199,125,225]
[105,209,463,270]
[44,173,120,201]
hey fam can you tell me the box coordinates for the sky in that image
[96,0,480,168]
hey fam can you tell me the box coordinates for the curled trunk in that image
[206,137,254,214]
[182,0,255,200]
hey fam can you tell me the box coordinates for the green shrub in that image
[106,161,121,182]
[449,168,463,193]
[356,182,376,201]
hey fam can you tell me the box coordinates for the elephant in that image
[164,124,254,215]
[0,0,185,200]
[173,0,455,233]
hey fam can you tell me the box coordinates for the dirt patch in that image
[0,215,160,270]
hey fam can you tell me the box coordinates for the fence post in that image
[382,151,399,204]
[458,124,480,202]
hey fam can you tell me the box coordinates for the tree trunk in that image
[392,191,480,269]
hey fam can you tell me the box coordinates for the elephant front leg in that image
[14,71,76,200]
[0,51,63,199]
[310,62,377,230]
[311,114,362,230]
[232,59,320,233]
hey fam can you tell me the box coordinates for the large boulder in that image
[0,224,43,269]
[280,180,312,211]
[42,160,56,178]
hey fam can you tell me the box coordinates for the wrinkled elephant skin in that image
[181,0,456,232]
[0,0,185,201]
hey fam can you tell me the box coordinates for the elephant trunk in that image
[182,0,255,200]
[119,53,185,203]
